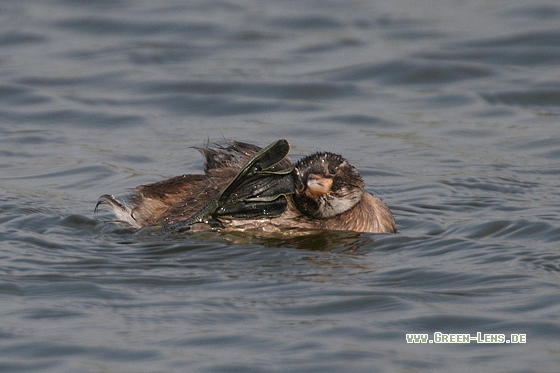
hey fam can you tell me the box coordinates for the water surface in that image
[1,0,559,372]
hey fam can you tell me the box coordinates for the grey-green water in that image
[1,0,559,372]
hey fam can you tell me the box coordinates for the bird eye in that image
[327,165,337,175]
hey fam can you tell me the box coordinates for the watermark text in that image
[406,332,526,344]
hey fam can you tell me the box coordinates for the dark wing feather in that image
[213,139,293,217]
[214,166,294,218]
[196,140,262,171]
[147,139,295,233]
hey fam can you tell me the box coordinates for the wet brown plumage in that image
[293,152,395,233]
[96,141,284,228]
[95,140,396,234]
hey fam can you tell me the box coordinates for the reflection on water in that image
[101,220,373,253]
[201,229,373,253]
[1,0,560,372]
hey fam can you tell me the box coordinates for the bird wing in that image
[213,139,294,219]
[139,139,295,234]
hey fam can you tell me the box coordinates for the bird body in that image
[96,140,396,234]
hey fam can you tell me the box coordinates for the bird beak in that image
[305,174,333,198]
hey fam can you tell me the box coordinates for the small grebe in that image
[95,140,395,234]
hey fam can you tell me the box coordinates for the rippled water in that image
[1,0,560,372]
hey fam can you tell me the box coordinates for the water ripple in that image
[2,0,560,372]
[326,60,493,85]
